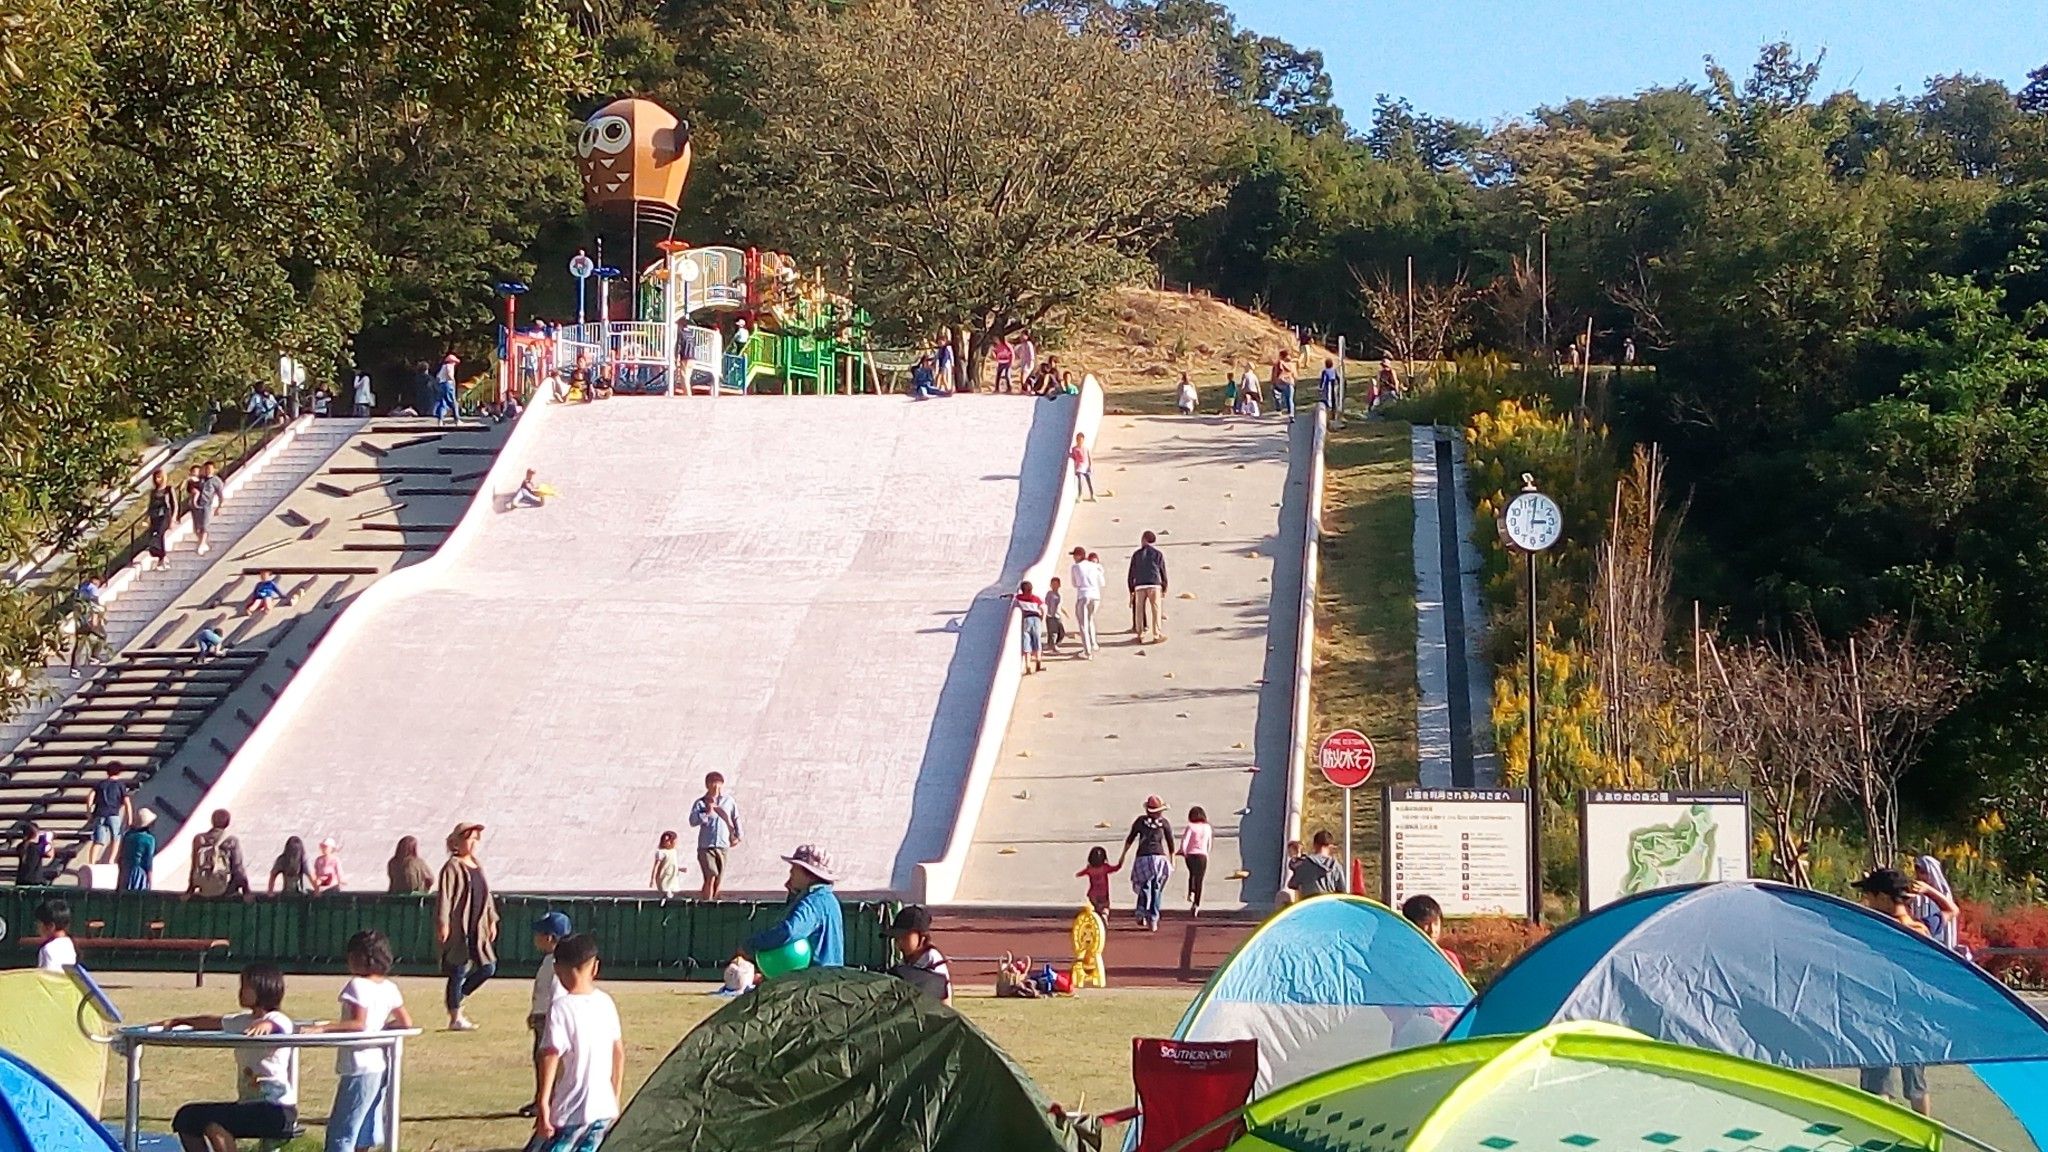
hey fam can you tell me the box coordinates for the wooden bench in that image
[28,922,231,986]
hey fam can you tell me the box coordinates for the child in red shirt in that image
[1077,846,1121,920]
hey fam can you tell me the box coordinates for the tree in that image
[725,0,1235,376]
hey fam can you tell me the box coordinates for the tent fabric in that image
[602,969,1080,1152]
[0,971,112,1116]
[0,1046,121,1152]
[1449,881,2048,1069]
[1176,896,1473,1094]
[1230,1022,1957,1152]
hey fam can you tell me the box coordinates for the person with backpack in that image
[188,809,252,899]
[1287,830,1344,897]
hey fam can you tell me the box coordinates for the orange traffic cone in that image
[1350,856,1368,897]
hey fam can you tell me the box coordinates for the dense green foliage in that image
[1199,42,2048,878]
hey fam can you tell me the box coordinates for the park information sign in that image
[1381,787,1533,917]
[1579,790,1751,912]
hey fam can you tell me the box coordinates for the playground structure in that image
[549,97,872,398]
[550,244,871,397]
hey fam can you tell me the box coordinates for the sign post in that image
[1318,729,1376,887]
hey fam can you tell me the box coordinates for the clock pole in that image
[1525,509,1541,924]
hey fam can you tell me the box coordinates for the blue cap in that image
[532,912,572,938]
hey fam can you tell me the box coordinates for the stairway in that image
[0,420,363,856]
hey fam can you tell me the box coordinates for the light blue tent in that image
[1448,881,2048,1150]
[0,1046,121,1151]
[1175,895,1473,1093]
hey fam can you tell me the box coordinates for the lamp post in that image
[1498,473,1563,923]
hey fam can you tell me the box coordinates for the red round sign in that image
[1318,729,1376,789]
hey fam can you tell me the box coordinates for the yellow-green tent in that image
[1228,1022,1982,1152]
[0,970,112,1114]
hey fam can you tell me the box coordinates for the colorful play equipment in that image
[553,97,871,397]
[1070,907,1107,989]
[1222,1021,1976,1152]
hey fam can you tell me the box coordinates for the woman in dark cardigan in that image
[434,822,500,1031]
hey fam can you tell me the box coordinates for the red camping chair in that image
[1088,1038,1259,1152]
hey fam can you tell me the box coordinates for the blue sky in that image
[1221,1,2047,126]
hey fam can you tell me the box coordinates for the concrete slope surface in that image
[177,397,1069,895]
[951,413,1309,911]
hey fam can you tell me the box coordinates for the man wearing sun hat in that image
[433,354,461,424]
[745,844,845,968]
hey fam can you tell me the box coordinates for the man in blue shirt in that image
[1319,359,1341,412]
[688,772,742,900]
[747,844,844,968]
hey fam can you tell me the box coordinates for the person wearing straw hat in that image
[433,354,462,424]
[746,845,845,968]
[437,821,500,1030]
[117,808,158,892]
[1116,795,1176,932]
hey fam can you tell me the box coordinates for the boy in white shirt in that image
[535,933,625,1152]
[34,900,76,971]
[164,962,299,1152]
[520,912,573,1120]
[303,930,412,1152]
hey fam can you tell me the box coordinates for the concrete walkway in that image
[951,413,1309,911]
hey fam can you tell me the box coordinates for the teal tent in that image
[1449,881,2048,1150]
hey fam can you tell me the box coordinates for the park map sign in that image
[1381,787,1532,917]
[1579,791,1751,912]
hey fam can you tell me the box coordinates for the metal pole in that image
[1342,788,1354,894]
[1539,227,1550,354]
[386,1036,403,1152]
[1526,547,1542,924]
[125,1042,141,1152]
[1406,254,1415,369]
[577,277,587,328]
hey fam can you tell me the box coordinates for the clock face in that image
[1502,492,1564,552]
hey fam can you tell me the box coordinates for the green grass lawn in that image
[95,972,1189,1152]
[1305,419,1419,896]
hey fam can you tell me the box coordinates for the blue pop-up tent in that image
[1176,895,1473,1093]
[0,1045,121,1151]
[1448,881,2048,1150]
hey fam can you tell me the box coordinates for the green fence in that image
[0,889,897,981]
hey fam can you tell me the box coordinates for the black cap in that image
[1851,868,1913,900]
[886,905,933,936]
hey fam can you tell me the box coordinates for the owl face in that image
[580,115,633,198]
[579,99,691,211]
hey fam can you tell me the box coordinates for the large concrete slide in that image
[158,393,1083,895]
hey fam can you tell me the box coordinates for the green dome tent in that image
[603,970,1083,1152]
[1224,1022,1990,1152]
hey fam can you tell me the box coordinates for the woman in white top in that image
[1181,806,1214,916]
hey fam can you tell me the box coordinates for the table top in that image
[116,1025,422,1049]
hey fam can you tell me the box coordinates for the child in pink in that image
[1180,807,1213,916]
[1077,847,1121,920]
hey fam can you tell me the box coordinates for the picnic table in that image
[113,1024,421,1152]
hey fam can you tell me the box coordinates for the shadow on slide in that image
[892,395,1079,890]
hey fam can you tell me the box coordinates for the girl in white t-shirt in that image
[303,930,413,1152]
[1181,806,1215,916]
[163,962,300,1148]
